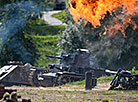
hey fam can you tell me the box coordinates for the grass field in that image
[1,5,138,102]
[16,88,137,102]
[30,25,66,36]
[6,75,138,102]
[52,10,69,23]
[31,25,65,67]
[32,35,59,67]
[3,11,137,102]
[27,17,66,67]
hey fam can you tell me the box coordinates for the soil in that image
[5,83,138,102]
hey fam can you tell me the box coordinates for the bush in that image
[32,35,59,67]
[28,17,48,26]
[52,10,70,23]
[58,13,138,70]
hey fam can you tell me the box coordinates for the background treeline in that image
[0,0,65,67]
[59,10,138,70]
[0,0,47,66]
[1,0,138,71]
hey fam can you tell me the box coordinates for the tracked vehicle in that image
[0,62,51,87]
[45,49,105,85]
[0,49,105,87]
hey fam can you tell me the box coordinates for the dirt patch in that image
[5,83,138,102]
[6,82,110,91]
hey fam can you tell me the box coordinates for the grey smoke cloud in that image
[0,1,41,41]
[0,1,43,63]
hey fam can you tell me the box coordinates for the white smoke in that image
[0,1,43,63]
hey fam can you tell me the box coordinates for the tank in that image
[45,49,105,85]
[0,61,54,87]
[0,49,105,87]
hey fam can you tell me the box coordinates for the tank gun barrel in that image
[45,55,62,59]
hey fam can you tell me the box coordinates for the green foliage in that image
[66,75,114,85]
[0,30,39,66]
[130,91,138,94]
[32,35,59,67]
[0,0,48,66]
[130,101,138,102]
[65,0,69,8]
[26,17,66,67]
[103,92,116,95]
[28,18,48,26]
[30,25,66,36]
[66,80,85,85]
[47,2,55,8]
[31,24,66,66]
[59,11,138,70]
[98,75,115,83]
[52,10,70,23]
[58,21,87,53]
[0,0,14,6]
[102,99,110,102]
[130,68,138,74]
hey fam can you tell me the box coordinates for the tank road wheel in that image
[28,70,35,86]
[28,70,39,86]
[56,75,70,85]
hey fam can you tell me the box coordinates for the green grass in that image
[102,99,110,102]
[66,80,85,85]
[28,18,48,26]
[97,75,115,83]
[65,0,69,8]
[129,91,138,94]
[27,17,66,67]
[103,92,116,95]
[47,2,55,8]
[130,100,138,102]
[16,86,138,102]
[32,35,59,67]
[30,25,65,67]
[30,25,66,36]
[66,75,114,86]
[52,10,69,23]
[130,68,138,74]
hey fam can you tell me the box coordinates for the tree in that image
[0,0,47,66]
[59,13,138,70]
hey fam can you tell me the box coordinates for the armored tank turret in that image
[45,49,105,85]
[0,49,105,87]
[60,49,99,69]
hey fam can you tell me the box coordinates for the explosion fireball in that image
[69,0,138,36]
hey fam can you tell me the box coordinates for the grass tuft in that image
[102,99,110,102]
[66,75,115,86]
[28,18,48,26]
[97,75,115,83]
[103,92,116,95]
[30,25,66,36]
[32,35,59,67]
[26,18,66,67]
[52,10,69,23]
[66,80,85,85]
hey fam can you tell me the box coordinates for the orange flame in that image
[69,0,138,36]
